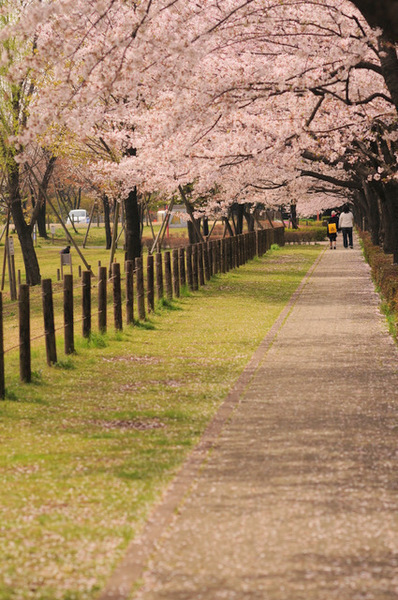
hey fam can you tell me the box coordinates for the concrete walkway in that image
[101,239,398,600]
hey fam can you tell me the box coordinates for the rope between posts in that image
[4,342,21,354]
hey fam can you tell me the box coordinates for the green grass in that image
[0,245,322,600]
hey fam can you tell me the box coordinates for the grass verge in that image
[0,245,322,600]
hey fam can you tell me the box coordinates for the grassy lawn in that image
[0,244,323,600]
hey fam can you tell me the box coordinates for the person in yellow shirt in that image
[327,211,339,249]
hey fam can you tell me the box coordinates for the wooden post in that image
[208,242,213,277]
[221,239,226,273]
[226,237,231,271]
[112,262,122,331]
[223,238,228,272]
[172,249,180,298]
[186,245,193,291]
[135,257,146,321]
[217,240,222,274]
[164,252,173,300]
[126,260,134,325]
[198,243,205,286]
[155,252,163,301]
[10,254,17,301]
[179,247,186,287]
[147,254,155,313]
[0,292,4,399]
[10,255,17,300]
[42,279,57,366]
[64,274,74,354]
[19,284,31,383]
[238,235,242,266]
[82,270,92,338]
[98,266,107,333]
[241,235,245,265]
[204,242,210,281]
[269,228,274,249]
[212,241,218,274]
[192,244,199,290]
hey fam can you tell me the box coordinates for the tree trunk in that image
[290,203,299,229]
[378,39,398,113]
[36,202,47,238]
[352,1,398,44]
[187,220,202,244]
[222,217,234,237]
[377,183,398,260]
[361,181,381,246]
[9,166,41,285]
[244,205,255,232]
[35,156,56,239]
[103,194,112,250]
[124,187,142,261]
[233,204,244,235]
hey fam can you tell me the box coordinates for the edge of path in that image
[97,246,327,600]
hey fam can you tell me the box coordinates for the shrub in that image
[358,231,398,335]
[284,225,326,243]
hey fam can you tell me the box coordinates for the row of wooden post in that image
[0,228,283,398]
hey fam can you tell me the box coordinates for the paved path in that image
[102,240,398,600]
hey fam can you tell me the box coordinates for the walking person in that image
[338,205,354,249]
[327,211,339,249]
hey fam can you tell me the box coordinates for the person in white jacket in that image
[338,205,354,249]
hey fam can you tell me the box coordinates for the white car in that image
[66,209,88,224]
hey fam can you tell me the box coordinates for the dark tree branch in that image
[301,170,361,189]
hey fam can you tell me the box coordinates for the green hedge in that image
[359,231,398,320]
[285,225,327,243]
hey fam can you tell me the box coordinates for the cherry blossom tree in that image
[0,1,51,284]
[1,0,397,266]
